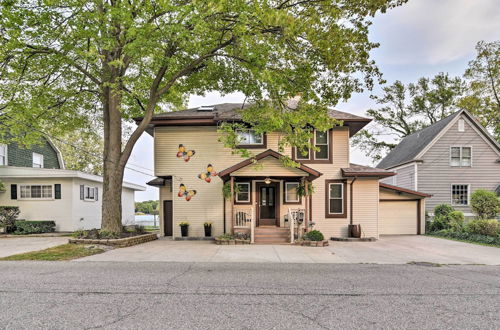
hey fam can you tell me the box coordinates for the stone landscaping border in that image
[174,237,214,241]
[215,238,251,245]
[293,240,329,247]
[69,233,157,248]
[330,237,376,242]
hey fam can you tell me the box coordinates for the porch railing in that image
[287,208,306,243]
[234,207,255,243]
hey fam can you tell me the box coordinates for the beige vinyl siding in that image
[232,156,305,177]
[418,114,500,214]
[379,201,418,235]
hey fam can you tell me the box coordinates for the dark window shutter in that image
[95,187,98,201]
[54,184,61,199]
[11,184,17,200]
[80,185,84,200]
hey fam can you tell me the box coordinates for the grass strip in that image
[0,244,105,261]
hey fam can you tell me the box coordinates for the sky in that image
[128,0,500,201]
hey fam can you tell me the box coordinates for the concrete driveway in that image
[78,235,500,265]
[0,237,69,258]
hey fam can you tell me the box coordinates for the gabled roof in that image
[341,163,395,178]
[137,103,371,137]
[218,149,322,181]
[380,183,431,198]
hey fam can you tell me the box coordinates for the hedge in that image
[14,221,56,235]
[431,229,500,246]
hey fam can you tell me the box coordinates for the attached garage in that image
[379,183,430,235]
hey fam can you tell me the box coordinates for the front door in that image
[163,200,173,236]
[257,183,278,226]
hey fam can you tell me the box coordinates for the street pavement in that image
[0,262,498,329]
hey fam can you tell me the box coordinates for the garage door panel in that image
[380,201,417,235]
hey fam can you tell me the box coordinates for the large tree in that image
[353,73,466,162]
[1,0,405,233]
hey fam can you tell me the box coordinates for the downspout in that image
[223,193,226,234]
[350,177,357,226]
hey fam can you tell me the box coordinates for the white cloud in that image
[371,0,500,65]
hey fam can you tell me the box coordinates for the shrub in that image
[0,206,20,230]
[434,204,454,218]
[99,230,121,239]
[465,219,499,237]
[448,211,465,231]
[470,190,500,220]
[428,215,447,232]
[217,233,234,240]
[303,230,324,241]
[432,230,500,246]
[13,221,55,235]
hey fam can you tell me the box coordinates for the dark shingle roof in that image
[376,111,462,169]
[341,163,395,177]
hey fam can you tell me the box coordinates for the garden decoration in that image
[178,184,197,201]
[198,164,218,183]
[176,144,195,162]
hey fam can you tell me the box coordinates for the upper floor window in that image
[451,184,469,206]
[450,147,471,167]
[236,129,264,146]
[20,184,53,199]
[32,152,44,168]
[294,130,331,162]
[0,144,7,165]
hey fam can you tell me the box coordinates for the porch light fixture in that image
[264,177,272,184]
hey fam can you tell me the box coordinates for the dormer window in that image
[236,129,264,147]
[32,152,44,168]
[450,147,471,167]
[0,144,7,165]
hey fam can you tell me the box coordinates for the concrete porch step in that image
[254,227,290,244]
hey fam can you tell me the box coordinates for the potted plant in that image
[178,221,189,237]
[204,222,212,237]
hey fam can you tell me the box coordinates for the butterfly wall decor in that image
[198,164,218,183]
[178,184,197,201]
[176,144,195,162]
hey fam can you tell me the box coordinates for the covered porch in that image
[218,149,322,244]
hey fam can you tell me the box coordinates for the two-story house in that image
[140,103,430,242]
[378,110,500,217]
[0,135,145,231]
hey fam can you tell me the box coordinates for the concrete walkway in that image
[0,237,69,258]
[77,235,500,265]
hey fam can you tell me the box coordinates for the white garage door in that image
[379,201,418,235]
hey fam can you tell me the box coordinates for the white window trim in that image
[84,186,98,202]
[285,182,300,203]
[449,146,472,167]
[32,152,44,168]
[328,183,344,215]
[450,184,470,206]
[235,182,251,202]
[313,130,329,160]
[0,144,7,166]
[236,129,264,146]
[18,184,54,201]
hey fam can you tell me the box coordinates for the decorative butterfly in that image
[176,144,195,162]
[198,164,218,183]
[178,184,197,201]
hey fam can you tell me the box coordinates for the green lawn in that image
[426,234,500,248]
[0,244,105,261]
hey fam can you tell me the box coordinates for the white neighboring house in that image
[0,166,145,231]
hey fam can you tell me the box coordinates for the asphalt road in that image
[0,262,498,329]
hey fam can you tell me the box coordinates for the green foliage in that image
[0,180,5,192]
[470,189,500,220]
[222,182,241,200]
[0,244,104,261]
[204,222,213,227]
[303,230,324,241]
[296,183,315,197]
[0,206,20,229]
[178,222,189,227]
[13,221,56,235]
[427,205,463,233]
[434,204,455,218]
[135,200,159,214]
[98,230,121,239]
[430,230,500,247]
[448,211,465,232]
[465,219,500,237]
[53,130,104,175]
[217,233,234,241]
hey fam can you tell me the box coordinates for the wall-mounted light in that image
[264,177,271,184]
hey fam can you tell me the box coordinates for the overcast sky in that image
[128,0,500,201]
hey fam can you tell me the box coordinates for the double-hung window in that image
[235,182,251,203]
[451,184,469,206]
[0,144,7,165]
[326,181,345,217]
[20,185,53,199]
[284,182,300,203]
[294,130,330,162]
[32,152,44,168]
[450,147,471,167]
[236,129,264,146]
[85,186,98,201]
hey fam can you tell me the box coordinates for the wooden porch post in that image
[304,179,309,232]
[230,176,234,235]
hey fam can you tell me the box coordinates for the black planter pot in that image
[180,225,189,237]
[204,225,212,237]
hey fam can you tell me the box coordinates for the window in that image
[32,153,44,168]
[328,183,344,214]
[458,119,465,132]
[85,186,97,201]
[451,184,469,206]
[19,185,53,199]
[235,182,250,203]
[0,144,6,166]
[285,182,300,203]
[236,129,263,146]
[450,147,471,167]
[314,131,329,159]
[295,147,310,160]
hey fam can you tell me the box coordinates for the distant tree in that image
[53,130,104,175]
[353,73,466,162]
[459,40,500,142]
[135,200,159,215]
